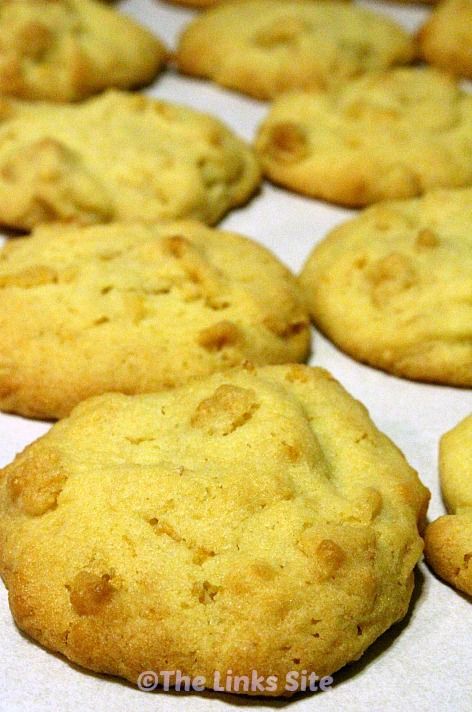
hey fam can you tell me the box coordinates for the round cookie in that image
[425,415,472,596]
[299,188,472,386]
[0,0,166,102]
[256,68,472,206]
[0,221,310,419]
[0,365,429,694]
[0,91,260,230]
[176,0,415,101]
[418,0,472,80]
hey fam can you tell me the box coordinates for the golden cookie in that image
[0,91,260,230]
[176,0,414,100]
[425,415,472,596]
[0,221,310,419]
[0,365,429,694]
[256,68,472,206]
[299,188,472,386]
[0,0,166,101]
[418,0,472,79]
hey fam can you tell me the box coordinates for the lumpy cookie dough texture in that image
[0,365,429,694]
[176,1,415,100]
[0,0,166,101]
[418,0,472,79]
[0,221,310,419]
[299,188,472,386]
[256,69,472,206]
[0,91,261,230]
[425,415,472,596]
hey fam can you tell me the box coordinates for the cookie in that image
[0,221,310,419]
[256,68,472,207]
[0,0,166,102]
[425,415,472,596]
[176,1,415,101]
[0,91,260,230]
[0,364,429,694]
[299,188,472,386]
[418,0,472,80]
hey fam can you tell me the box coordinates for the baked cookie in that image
[176,1,415,100]
[0,0,166,102]
[256,68,472,207]
[0,221,310,419]
[0,91,260,230]
[418,0,472,79]
[425,415,472,596]
[299,188,472,386]
[0,365,429,694]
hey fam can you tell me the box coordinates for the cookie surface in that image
[0,364,429,694]
[256,68,472,206]
[418,0,472,79]
[0,0,166,101]
[176,0,414,100]
[0,91,260,230]
[425,415,472,595]
[299,188,472,386]
[0,221,309,419]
